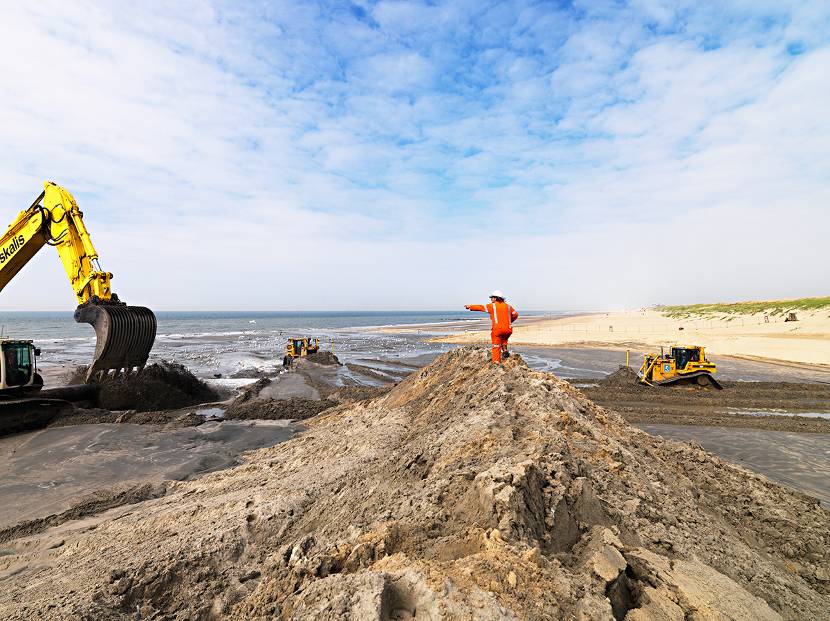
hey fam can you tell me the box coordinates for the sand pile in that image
[2,348,828,619]
[91,361,218,411]
[602,366,642,387]
[225,397,335,421]
[303,351,341,366]
[222,377,335,421]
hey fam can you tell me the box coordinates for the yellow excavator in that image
[639,346,722,389]
[0,182,156,386]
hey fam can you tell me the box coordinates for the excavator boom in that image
[0,182,156,382]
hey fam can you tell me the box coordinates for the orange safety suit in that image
[466,301,519,362]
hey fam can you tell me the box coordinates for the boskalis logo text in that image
[0,235,26,264]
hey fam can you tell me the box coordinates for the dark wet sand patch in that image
[0,421,296,530]
[638,423,830,508]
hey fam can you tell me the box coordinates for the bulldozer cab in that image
[670,346,700,371]
[0,340,41,391]
[283,337,320,366]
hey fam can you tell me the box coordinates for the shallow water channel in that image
[638,424,830,508]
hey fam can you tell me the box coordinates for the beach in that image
[1,312,829,618]
[432,308,830,367]
[3,348,829,619]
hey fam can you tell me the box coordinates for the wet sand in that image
[638,424,830,509]
[0,420,296,530]
[514,345,830,383]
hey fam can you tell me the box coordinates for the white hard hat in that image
[489,290,506,299]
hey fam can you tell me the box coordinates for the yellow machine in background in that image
[0,182,156,383]
[283,337,320,366]
[639,346,722,389]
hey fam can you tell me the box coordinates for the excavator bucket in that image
[74,304,157,383]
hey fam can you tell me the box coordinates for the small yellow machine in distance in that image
[639,346,722,389]
[283,337,320,366]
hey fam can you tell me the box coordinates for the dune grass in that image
[658,296,830,319]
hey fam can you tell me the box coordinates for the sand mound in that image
[91,361,218,411]
[2,348,828,619]
[223,378,336,420]
[225,397,335,421]
[233,377,272,402]
[602,366,642,387]
[303,351,341,366]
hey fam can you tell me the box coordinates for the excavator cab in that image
[0,340,43,393]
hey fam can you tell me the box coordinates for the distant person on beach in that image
[465,290,519,363]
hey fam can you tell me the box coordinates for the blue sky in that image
[0,1,828,310]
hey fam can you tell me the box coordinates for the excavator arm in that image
[0,182,156,382]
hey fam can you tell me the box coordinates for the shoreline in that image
[428,309,830,368]
[370,312,556,335]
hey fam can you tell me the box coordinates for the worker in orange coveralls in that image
[465,290,519,363]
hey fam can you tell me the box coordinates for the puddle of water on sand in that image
[724,408,830,420]
[354,359,419,373]
[194,407,225,419]
[338,366,386,387]
[204,377,260,391]
[518,354,563,373]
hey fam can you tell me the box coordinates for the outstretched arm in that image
[465,304,486,312]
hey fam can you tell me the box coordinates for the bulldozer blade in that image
[74,304,157,383]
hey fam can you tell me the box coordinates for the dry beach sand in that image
[435,308,830,367]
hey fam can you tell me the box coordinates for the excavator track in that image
[0,398,73,437]
[74,304,157,382]
[654,371,723,390]
[0,384,100,437]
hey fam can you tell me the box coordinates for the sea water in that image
[0,310,523,379]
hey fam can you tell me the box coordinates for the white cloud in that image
[0,1,827,311]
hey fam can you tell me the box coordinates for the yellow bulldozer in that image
[283,337,320,366]
[639,345,722,389]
